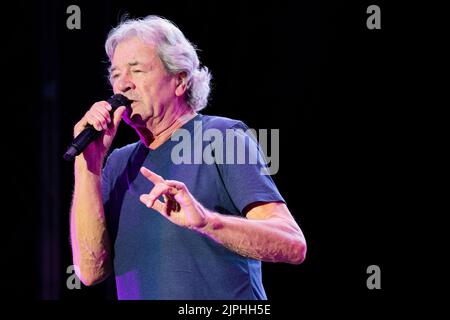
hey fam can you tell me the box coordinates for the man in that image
[70,15,306,300]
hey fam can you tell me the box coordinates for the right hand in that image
[73,101,127,162]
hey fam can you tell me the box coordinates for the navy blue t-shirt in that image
[101,114,285,299]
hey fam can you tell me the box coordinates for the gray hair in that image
[105,15,211,112]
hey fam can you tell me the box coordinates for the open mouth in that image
[124,96,137,104]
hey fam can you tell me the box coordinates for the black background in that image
[4,0,408,315]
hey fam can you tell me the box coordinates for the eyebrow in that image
[109,61,142,73]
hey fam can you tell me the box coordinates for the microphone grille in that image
[108,94,132,110]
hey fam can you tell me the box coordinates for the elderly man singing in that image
[70,15,306,300]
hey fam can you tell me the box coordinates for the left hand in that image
[139,166,209,230]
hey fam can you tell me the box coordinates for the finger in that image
[140,194,165,213]
[150,184,179,203]
[139,194,166,213]
[74,120,88,137]
[86,107,110,130]
[141,183,170,208]
[93,104,112,125]
[111,106,126,128]
[90,111,109,130]
[153,199,165,213]
[74,101,111,135]
[165,180,186,191]
[85,113,104,131]
[93,100,111,111]
[140,167,165,184]
[91,102,112,129]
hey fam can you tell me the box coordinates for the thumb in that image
[112,106,127,128]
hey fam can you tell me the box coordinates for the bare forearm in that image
[197,210,306,264]
[70,157,112,285]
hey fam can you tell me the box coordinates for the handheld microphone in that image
[63,94,132,161]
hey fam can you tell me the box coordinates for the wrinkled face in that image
[110,36,178,127]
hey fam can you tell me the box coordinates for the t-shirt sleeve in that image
[215,121,285,215]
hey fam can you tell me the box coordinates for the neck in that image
[136,101,195,149]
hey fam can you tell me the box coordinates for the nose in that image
[116,74,136,93]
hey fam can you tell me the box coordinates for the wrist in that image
[195,209,223,235]
[75,155,104,176]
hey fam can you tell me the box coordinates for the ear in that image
[175,72,188,97]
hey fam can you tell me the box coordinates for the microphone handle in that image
[63,126,101,161]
